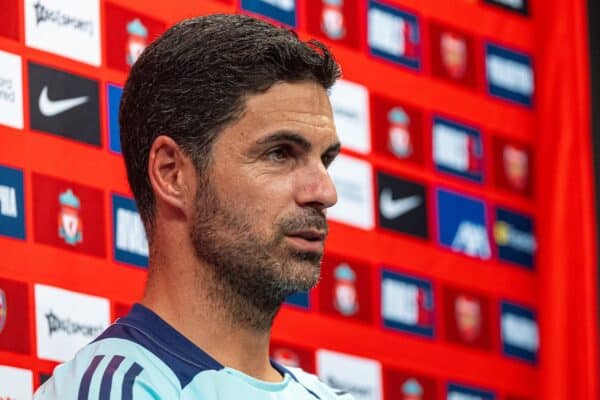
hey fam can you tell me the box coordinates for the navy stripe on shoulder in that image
[271,361,322,400]
[94,304,223,389]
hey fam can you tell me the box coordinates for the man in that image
[35,13,351,400]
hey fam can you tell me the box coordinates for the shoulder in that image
[284,367,355,400]
[35,304,224,400]
[34,325,181,400]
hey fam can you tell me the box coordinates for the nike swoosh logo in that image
[380,189,422,219]
[38,86,89,117]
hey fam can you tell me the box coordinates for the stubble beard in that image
[189,178,327,332]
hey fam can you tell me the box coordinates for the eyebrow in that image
[255,131,342,157]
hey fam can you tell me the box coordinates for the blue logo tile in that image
[367,0,421,70]
[437,188,490,260]
[112,194,148,268]
[241,0,297,27]
[501,301,539,364]
[381,269,435,338]
[433,116,484,183]
[447,383,495,400]
[0,165,25,240]
[494,207,536,269]
[486,43,534,107]
[107,83,123,154]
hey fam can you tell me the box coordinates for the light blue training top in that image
[34,304,353,400]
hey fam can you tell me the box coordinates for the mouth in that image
[285,230,327,252]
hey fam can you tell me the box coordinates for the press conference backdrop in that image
[0,0,597,399]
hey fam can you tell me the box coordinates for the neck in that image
[140,248,283,382]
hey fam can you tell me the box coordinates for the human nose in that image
[296,162,338,211]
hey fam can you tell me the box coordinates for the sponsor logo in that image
[0,278,30,355]
[28,62,100,146]
[433,116,484,184]
[501,301,539,363]
[35,284,110,362]
[455,294,482,342]
[333,264,358,316]
[45,309,104,337]
[306,0,359,49]
[317,349,382,400]
[493,137,532,196]
[483,0,529,15]
[25,0,101,66]
[443,285,492,349]
[0,165,25,240]
[371,93,424,165]
[112,194,148,267]
[320,255,373,322]
[241,0,297,27]
[58,189,83,246]
[328,155,374,230]
[384,369,437,400]
[321,0,345,39]
[447,383,495,400]
[377,172,428,239]
[105,2,166,72]
[0,0,19,40]
[437,189,490,260]
[329,79,371,154]
[38,86,88,117]
[107,84,123,153]
[0,51,24,130]
[0,366,33,400]
[368,0,421,70]
[285,291,310,309]
[271,341,315,372]
[494,208,536,268]
[32,173,105,257]
[429,22,476,88]
[381,269,434,338]
[486,43,534,107]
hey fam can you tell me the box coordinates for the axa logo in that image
[0,165,25,240]
[437,188,490,260]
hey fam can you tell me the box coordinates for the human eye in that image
[321,151,339,168]
[265,145,293,163]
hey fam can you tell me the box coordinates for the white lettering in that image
[116,208,148,256]
[487,55,533,96]
[433,123,470,172]
[382,279,418,324]
[368,8,405,56]
[0,185,17,218]
[452,221,491,259]
[502,313,539,352]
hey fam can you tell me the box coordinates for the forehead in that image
[224,81,338,146]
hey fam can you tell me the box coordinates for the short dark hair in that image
[119,13,341,236]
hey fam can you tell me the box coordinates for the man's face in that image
[190,81,340,329]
